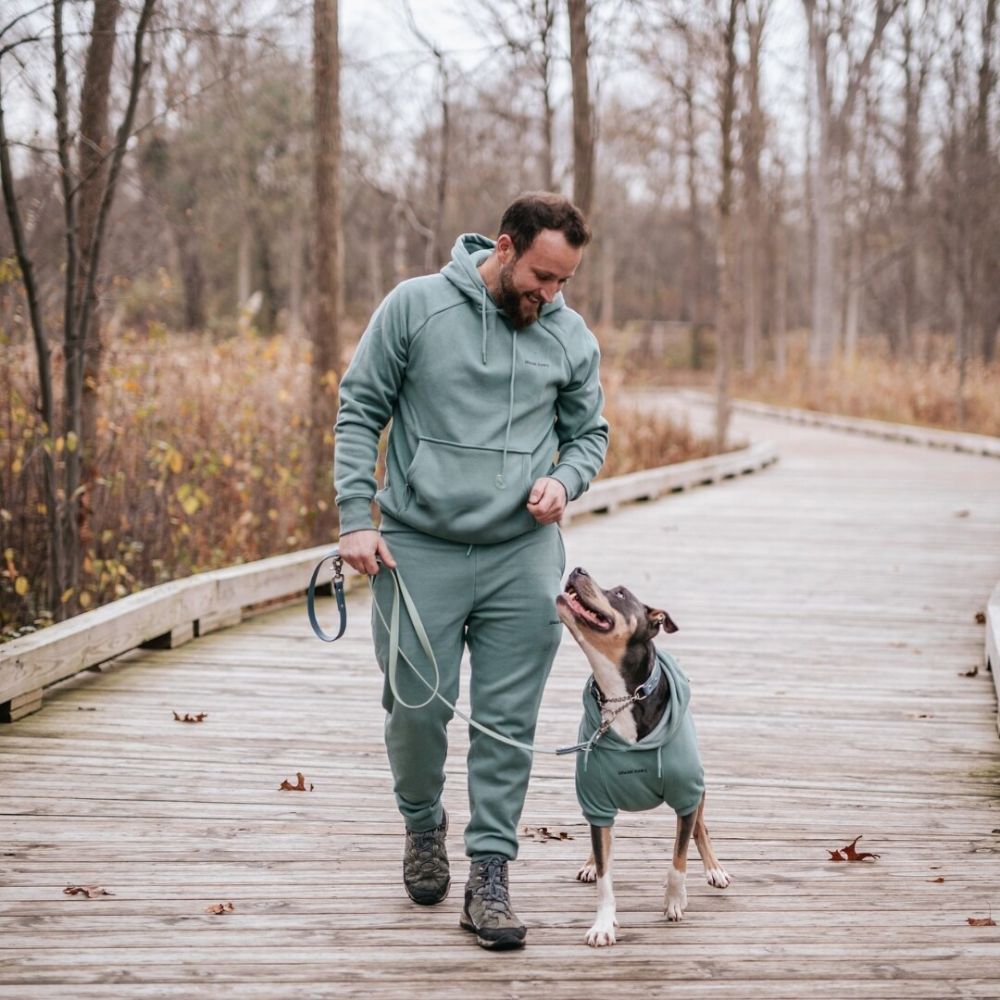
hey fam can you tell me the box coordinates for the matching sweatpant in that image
[370,518,566,861]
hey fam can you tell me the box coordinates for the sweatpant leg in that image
[463,524,566,860]
[371,528,474,834]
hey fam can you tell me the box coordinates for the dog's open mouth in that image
[560,584,614,632]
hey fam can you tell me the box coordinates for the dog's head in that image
[555,566,677,665]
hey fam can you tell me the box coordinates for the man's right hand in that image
[338,529,397,576]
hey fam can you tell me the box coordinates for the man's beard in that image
[498,261,542,330]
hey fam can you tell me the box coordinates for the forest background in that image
[1,0,998,635]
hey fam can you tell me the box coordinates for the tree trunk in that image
[741,1,766,374]
[974,0,997,360]
[716,0,740,452]
[568,0,594,319]
[74,0,121,605]
[312,0,342,533]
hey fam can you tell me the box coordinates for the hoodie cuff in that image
[336,497,376,535]
[549,465,585,502]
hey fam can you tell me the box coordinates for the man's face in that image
[496,229,584,329]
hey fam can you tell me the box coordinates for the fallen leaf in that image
[929,876,945,883]
[521,825,574,842]
[279,772,313,792]
[960,665,979,678]
[975,612,987,624]
[955,509,970,518]
[828,835,879,862]
[173,711,207,723]
[967,916,996,927]
[63,885,114,898]
[205,902,235,914]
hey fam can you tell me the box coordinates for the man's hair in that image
[498,192,591,256]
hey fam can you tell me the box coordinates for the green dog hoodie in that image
[575,648,705,827]
[334,234,608,545]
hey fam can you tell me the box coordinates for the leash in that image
[306,548,642,756]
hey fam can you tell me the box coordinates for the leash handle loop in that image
[307,550,347,642]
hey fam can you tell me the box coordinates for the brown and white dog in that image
[555,566,730,947]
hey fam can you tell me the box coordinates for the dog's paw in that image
[576,861,598,882]
[585,915,619,947]
[706,866,731,889]
[663,869,687,921]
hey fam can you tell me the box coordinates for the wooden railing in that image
[988,584,1000,736]
[673,389,1000,458]
[0,440,778,722]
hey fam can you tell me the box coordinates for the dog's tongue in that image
[567,590,606,628]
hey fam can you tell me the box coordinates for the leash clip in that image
[332,555,344,585]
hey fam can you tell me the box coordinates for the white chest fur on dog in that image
[578,648,638,743]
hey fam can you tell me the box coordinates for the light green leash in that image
[307,550,591,756]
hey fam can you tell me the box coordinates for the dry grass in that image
[1,331,712,634]
[734,334,1000,437]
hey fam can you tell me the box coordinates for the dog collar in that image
[590,652,663,708]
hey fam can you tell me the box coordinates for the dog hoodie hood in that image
[575,648,705,826]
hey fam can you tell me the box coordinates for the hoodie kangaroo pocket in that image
[404,437,537,543]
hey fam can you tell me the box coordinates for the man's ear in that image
[647,606,678,634]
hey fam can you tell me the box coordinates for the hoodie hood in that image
[579,648,692,754]
[441,233,567,320]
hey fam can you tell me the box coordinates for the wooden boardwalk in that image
[2,397,999,998]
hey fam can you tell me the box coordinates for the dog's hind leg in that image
[664,808,696,920]
[693,794,731,889]
[584,825,618,947]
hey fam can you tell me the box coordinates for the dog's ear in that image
[647,607,678,634]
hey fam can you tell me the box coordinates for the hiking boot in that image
[403,812,450,905]
[460,855,527,950]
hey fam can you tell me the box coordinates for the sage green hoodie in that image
[334,233,609,544]
[575,649,705,826]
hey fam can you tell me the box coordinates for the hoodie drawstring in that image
[480,283,518,491]
[497,330,518,489]
[480,286,488,365]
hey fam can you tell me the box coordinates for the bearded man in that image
[333,192,608,949]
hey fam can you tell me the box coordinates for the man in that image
[334,192,608,949]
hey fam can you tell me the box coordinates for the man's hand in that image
[338,529,397,576]
[526,477,567,525]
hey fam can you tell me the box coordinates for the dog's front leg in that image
[664,809,696,920]
[584,824,618,947]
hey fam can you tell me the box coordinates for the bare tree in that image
[312,0,342,523]
[568,0,594,317]
[802,0,900,366]
[716,0,741,450]
[1,0,157,618]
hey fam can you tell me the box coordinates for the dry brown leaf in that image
[929,876,945,883]
[960,665,979,678]
[63,885,114,898]
[828,835,879,862]
[279,772,313,792]
[173,711,208,723]
[205,902,235,914]
[521,826,574,842]
[975,612,987,625]
[967,916,996,927]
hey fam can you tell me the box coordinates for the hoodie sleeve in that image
[549,337,609,500]
[333,289,409,533]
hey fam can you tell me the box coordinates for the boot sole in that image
[459,913,527,950]
[406,881,451,906]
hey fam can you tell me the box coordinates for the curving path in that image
[1,394,998,998]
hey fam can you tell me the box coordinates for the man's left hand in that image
[527,477,567,525]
